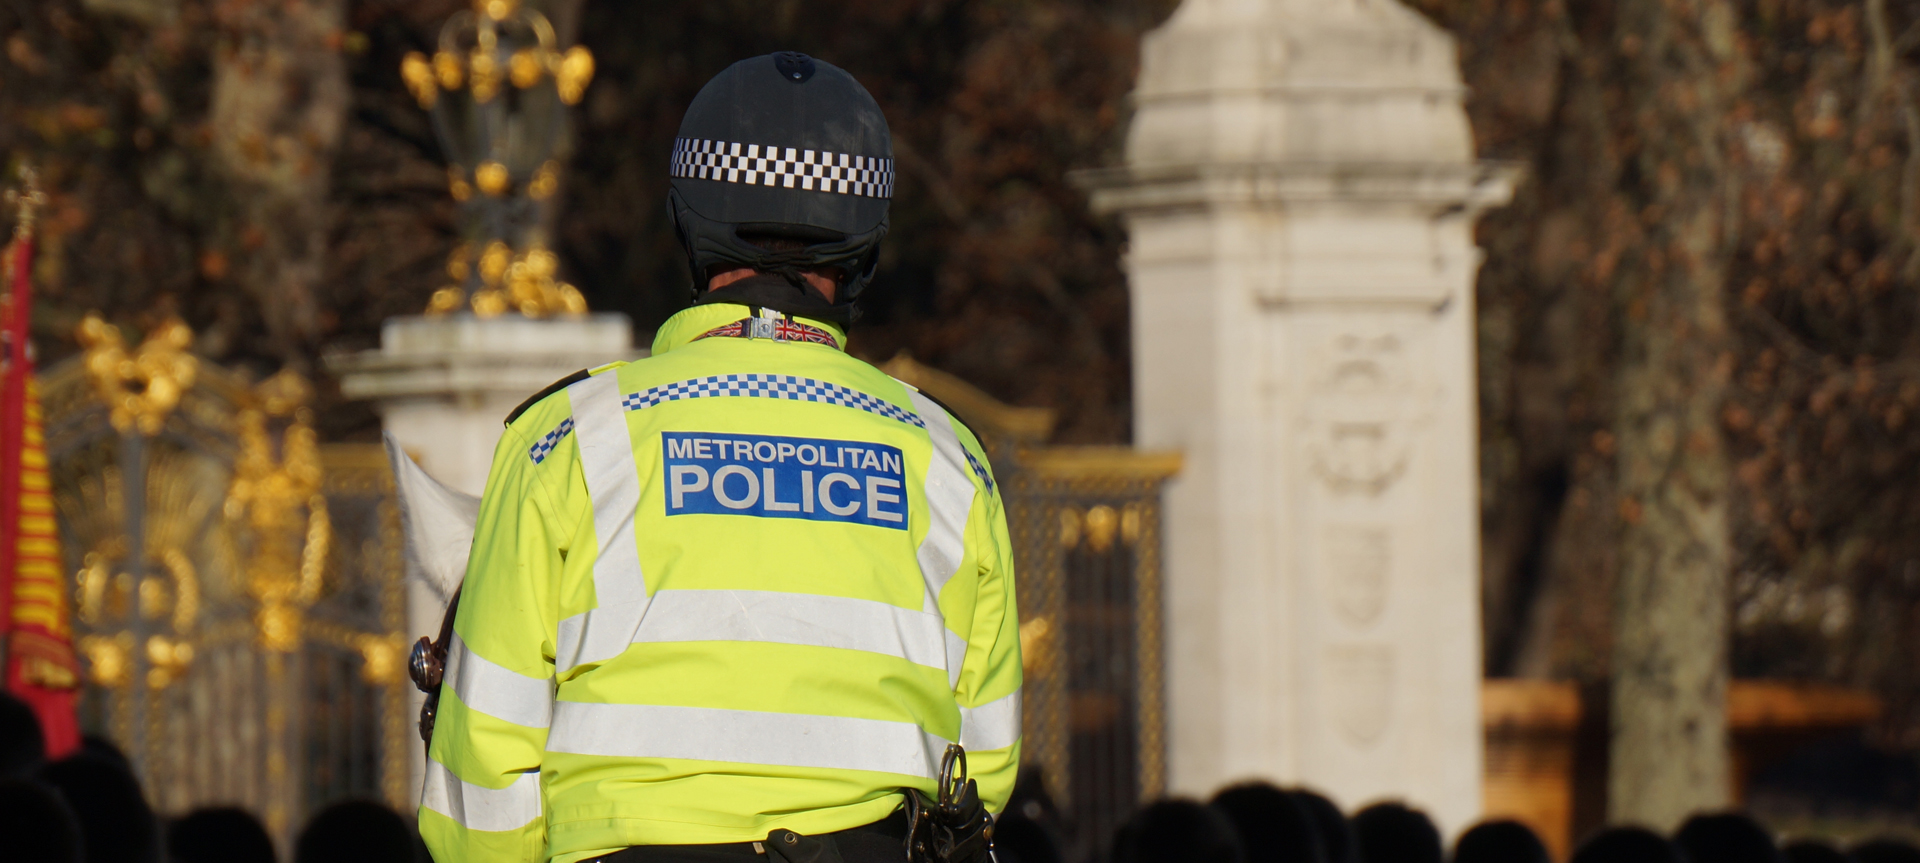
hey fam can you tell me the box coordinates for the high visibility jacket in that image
[418,302,1023,863]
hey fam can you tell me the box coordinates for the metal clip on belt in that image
[904,744,995,863]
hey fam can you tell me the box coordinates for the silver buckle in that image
[748,309,781,341]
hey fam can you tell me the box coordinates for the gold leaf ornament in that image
[433,50,465,91]
[76,314,198,436]
[556,46,594,105]
[510,48,545,89]
[401,52,438,108]
[356,634,405,685]
[228,377,331,654]
[79,634,132,688]
[475,161,510,197]
[469,44,500,103]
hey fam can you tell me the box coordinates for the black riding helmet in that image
[669,52,893,324]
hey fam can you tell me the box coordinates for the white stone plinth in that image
[328,312,642,801]
[1080,0,1515,836]
[333,313,642,494]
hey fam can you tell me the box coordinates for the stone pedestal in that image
[328,312,641,798]
[1079,0,1514,834]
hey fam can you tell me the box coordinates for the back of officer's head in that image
[169,807,277,863]
[0,777,83,863]
[1351,801,1442,863]
[669,52,892,320]
[1571,826,1688,863]
[1675,812,1784,863]
[1211,781,1326,863]
[1111,798,1245,863]
[295,799,416,863]
[1453,820,1551,863]
[38,751,159,863]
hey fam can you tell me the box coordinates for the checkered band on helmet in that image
[671,138,895,199]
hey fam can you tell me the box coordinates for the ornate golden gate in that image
[44,318,410,843]
[883,356,1179,857]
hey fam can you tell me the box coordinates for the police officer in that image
[418,52,1022,863]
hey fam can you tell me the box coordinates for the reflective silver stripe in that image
[557,372,651,672]
[420,761,542,832]
[444,634,555,728]
[635,590,949,670]
[907,390,978,687]
[547,702,950,778]
[959,690,1022,752]
[943,630,970,689]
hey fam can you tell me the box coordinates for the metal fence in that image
[45,328,408,849]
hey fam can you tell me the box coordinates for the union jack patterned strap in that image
[695,311,838,347]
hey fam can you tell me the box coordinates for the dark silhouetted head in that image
[1291,789,1356,863]
[1009,766,1065,832]
[1854,839,1920,863]
[0,778,83,863]
[995,808,1064,863]
[169,807,277,863]
[1783,840,1853,863]
[1454,820,1551,863]
[1111,799,1245,863]
[78,735,131,775]
[1352,802,1443,863]
[1676,813,1783,863]
[295,800,416,863]
[38,752,158,863]
[0,691,46,778]
[1212,781,1326,863]
[1571,827,1687,863]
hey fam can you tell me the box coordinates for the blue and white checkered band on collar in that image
[670,138,895,199]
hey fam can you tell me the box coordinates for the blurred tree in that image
[1596,0,1738,828]
[0,0,1169,444]
[1419,0,1920,788]
[207,0,349,368]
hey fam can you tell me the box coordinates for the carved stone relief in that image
[1328,644,1395,748]
[1301,331,1432,496]
[1325,525,1391,626]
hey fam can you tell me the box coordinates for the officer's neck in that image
[708,267,838,303]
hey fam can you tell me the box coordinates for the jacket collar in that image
[651,303,849,355]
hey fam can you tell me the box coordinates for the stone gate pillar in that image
[1079,0,1514,833]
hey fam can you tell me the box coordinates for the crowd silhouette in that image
[4,691,1917,863]
[1002,769,1920,863]
[1,692,424,863]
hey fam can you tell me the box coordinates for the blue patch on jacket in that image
[662,431,909,529]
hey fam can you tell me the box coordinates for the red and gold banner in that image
[1,172,79,758]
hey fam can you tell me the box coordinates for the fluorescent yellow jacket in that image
[418,303,1023,863]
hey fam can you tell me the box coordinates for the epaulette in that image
[505,369,591,427]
